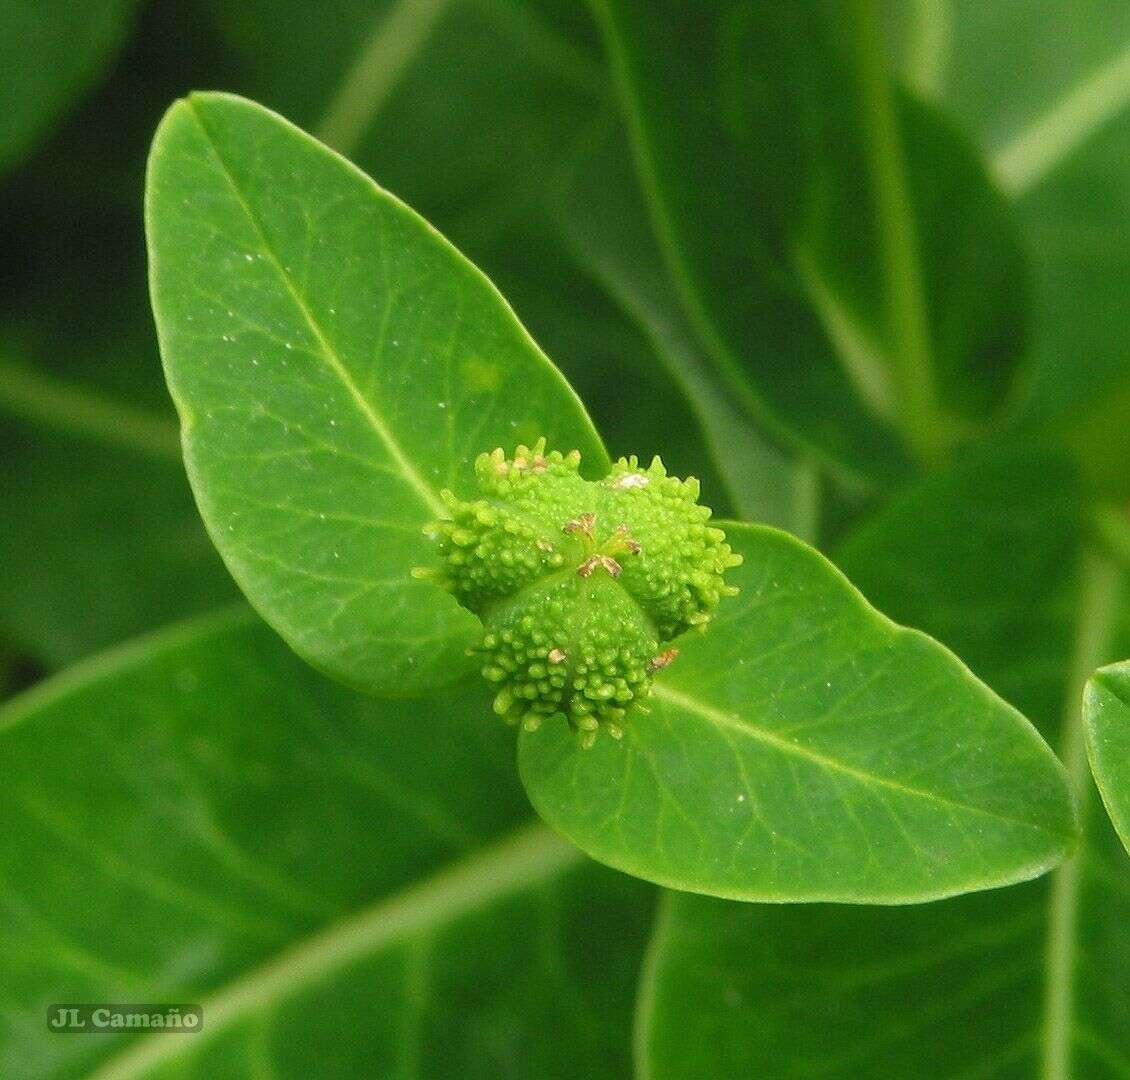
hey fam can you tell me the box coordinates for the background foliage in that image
[1,1,1128,1076]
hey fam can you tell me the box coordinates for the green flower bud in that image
[422,440,741,747]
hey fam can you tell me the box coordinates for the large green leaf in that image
[518,517,1075,904]
[590,0,1028,478]
[888,1,1130,496]
[200,0,713,490]
[0,0,700,670]
[1085,661,1130,854]
[0,609,652,1078]
[0,0,136,175]
[637,446,1130,1078]
[145,92,609,697]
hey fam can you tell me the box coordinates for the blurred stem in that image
[905,0,949,99]
[1091,502,1130,572]
[1041,546,1124,1080]
[843,0,946,466]
[316,0,453,155]
[790,459,821,546]
[993,42,1130,197]
[0,356,179,461]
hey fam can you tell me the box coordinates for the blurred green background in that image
[2,1,1129,1077]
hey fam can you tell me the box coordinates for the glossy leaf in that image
[888,1,1130,496]
[1085,661,1130,854]
[145,92,609,696]
[637,446,1130,1078]
[0,0,136,174]
[519,518,1076,904]
[0,610,652,1078]
[591,0,1028,477]
[0,2,680,670]
[199,0,699,492]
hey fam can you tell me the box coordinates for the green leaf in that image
[836,442,1085,718]
[637,446,1130,1078]
[145,91,609,697]
[888,1,1130,496]
[590,0,1028,476]
[555,125,811,533]
[203,0,744,520]
[518,517,1076,904]
[0,0,136,175]
[0,609,652,1077]
[1085,662,1130,854]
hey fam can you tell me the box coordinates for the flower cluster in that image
[420,440,740,747]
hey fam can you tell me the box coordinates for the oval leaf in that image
[519,521,1076,903]
[0,610,652,1077]
[1085,661,1130,854]
[634,444,1130,1076]
[145,92,608,696]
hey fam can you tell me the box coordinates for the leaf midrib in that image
[182,97,447,519]
[653,682,1067,839]
[88,821,581,1079]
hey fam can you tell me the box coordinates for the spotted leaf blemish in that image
[421,440,741,747]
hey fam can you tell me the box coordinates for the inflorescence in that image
[417,439,741,748]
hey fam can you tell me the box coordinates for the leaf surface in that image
[145,92,609,696]
[519,517,1075,903]
[591,0,1027,476]
[0,406,235,668]
[0,610,652,1078]
[636,446,1130,1078]
[199,0,713,495]
[1085,661,1130,854]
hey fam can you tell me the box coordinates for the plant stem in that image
[844,0,946,465]
[0,356,180,461]
[1041,546,1124,1080]
[905,0,949,100]
[993,41,1130,197]
[791,458,821,546]
[316,0,453,155]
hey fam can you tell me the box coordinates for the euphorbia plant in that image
[1,1,1129,1076]
[144,92,1077,908]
